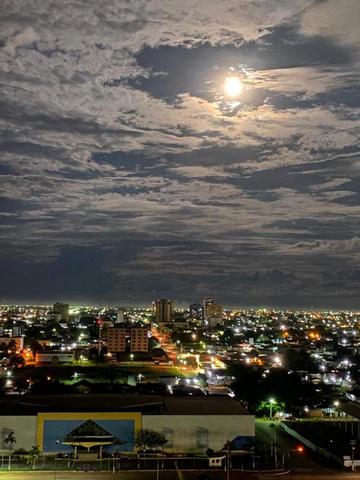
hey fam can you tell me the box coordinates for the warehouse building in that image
[0,395,254,456]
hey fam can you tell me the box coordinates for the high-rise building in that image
[108,327,127,353]
[206,303,223,319]
[107,326,149,353]
[203,297,215,319]
[0,321,24,338]
[190,303,204,321]
[53,303,69,322]
[130,327,148,352]
[116,308,125,323]
[203,297,223,328]
[154,299,173,325]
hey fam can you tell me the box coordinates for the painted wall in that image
[37,413,141,453]
[0,416,37,452]
[0,412,255,454]
[143,415,255,453]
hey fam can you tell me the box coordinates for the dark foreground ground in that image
[0,470,360,480]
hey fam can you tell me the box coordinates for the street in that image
[0,472,179,480]
[2,470,360,480]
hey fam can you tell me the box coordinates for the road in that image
[0,472,180,480]
[255,420,341,474]
[262,475,360,480]
[3,470,360,480]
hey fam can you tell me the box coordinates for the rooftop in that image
[0,394,248,416]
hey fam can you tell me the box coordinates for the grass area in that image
[284,420,359,458]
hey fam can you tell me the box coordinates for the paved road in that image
[0,472,180,480]
[262,475,360,480]
[3,470,360,480]
[255,420,341,473]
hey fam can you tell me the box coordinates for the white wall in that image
[0,416,37,452]
[0,413,255,454]
[143,415,255,453]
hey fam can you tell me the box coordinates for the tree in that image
[6,340,18,354]
[8,354,25,368]
[4,432,16,470]
[27,445,41,470]
[221,328,234,346]
[282,349,317,372]
[27,340,43,356]
[0,377,5,396]
[256,399,285,417]
[228,364,263,409]
[135,429,167,451]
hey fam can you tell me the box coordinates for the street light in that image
[269,398,276,419]
[55,440,59,480]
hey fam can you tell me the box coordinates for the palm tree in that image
[28,445,41,470]
[4,432,16,470]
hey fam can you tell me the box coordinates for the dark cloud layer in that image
[0,0,359,307]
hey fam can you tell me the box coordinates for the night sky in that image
[0,1,359,308]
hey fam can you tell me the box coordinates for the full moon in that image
[224,76,242,97]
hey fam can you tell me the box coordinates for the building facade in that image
[190,303,204,321]
[52,303,69,322]
[108,327,149,353]
[203,297,223,327]
[0,336,24,351]
[154,299,173,325]
[35,352,74,365]
[0,396,254,455]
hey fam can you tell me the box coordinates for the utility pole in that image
[352,447,355,472]
[350,440,356,472]
[227,441,230,480]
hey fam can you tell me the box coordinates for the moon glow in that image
[224,76,242,97]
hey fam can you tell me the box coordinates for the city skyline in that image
[1,1,360,308]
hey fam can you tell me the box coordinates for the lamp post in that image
[227,441,231,480]
[269,398,276,419]
[54,440,59,480]
[350,440,356,472]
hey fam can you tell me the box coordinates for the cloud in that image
[246,66,359,98]
[0,0,359,306]
[288,237,360,256]
[2,26,39,54]
[168,165,231,178]
[300,0,360,49]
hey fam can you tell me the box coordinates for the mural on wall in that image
[231,435,256,450]
[37,413,141,454]
[1,428,15,451]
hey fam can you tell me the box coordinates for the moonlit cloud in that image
[300,0,360,49]
[0,0,359,307]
